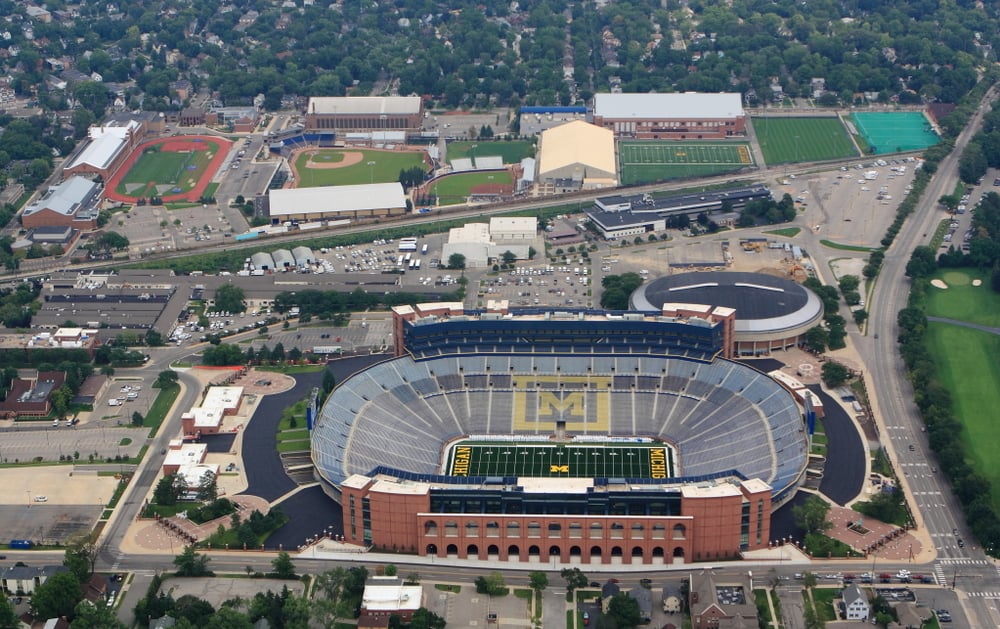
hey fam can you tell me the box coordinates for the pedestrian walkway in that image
[824,504,925,561]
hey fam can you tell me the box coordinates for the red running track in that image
[104,135,232,204]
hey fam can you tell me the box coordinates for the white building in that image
[843,585,870,621]
[266,183,407,223]
[441,221,533,269]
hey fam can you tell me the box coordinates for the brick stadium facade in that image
[592,93,747,139]
[315,302,807,565]
[304,96,423,132]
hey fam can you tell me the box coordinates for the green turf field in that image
[618,141,754,185]
[446,441,676,479]
[924,269,1000,507]
[293,149,426,188]
[115,146,213,198]
[448,140,535,164]
[851,112,940,154]
[925,270,1000,327]
[431,170,514,205]
[752,116,858,164]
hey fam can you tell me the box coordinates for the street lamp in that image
[470,144,478,166]
[367,161,376,184]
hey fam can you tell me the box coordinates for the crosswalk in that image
[966,591,1000,598]
[933,564,947,585]
[937,558,990,565]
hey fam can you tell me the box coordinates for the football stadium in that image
[312,302,810,565]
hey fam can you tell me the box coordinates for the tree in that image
[804,326,829,353]
[600,273,644,310]
[270,552,296,579]
[214,284,246,313]
[70,599,127,629]
[474,571,507,596]
[501,250,517,267]
[154,473,182,506]
[905,245,938,279]
[197,470,218,502]
[528,571,548,594]
[65,532,100,580]
[0,593,17,629]
[383,564,398,577]
[30,571,84,621]
[155,370,179,388]
[174,594,216,626]
[853,309,869,326]
[561,567,588,594]
[132,411,144,427]
[312,567,348,627]
[173,545,213,577]
[821,361,850,388]
[607,592,642,628]
[409,608,447,629]
[447,253,466,270]
[793,495,832,534]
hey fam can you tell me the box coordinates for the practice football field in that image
[618,141,753,185]
[446,441,676,479]
[752,116,858,164]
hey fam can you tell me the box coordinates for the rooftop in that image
[594,92,745,120]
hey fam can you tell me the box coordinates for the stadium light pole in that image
[367,161,376,184]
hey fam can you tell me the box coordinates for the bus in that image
[404,253,412,263]
[397,255,404,267]
[421,244,429,255]
[398,237,418,252]
[409,259,417,270]
[415,259,421,270]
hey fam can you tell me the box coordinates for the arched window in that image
[672,523,686,540]
[548,523,562,538]
[589,522,603,539]
[424,521,438,536]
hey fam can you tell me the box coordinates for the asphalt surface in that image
[265,485,344,551]
[812,384,865,505]
[770,491,809,542]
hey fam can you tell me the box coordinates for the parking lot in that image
[422,582,529,628]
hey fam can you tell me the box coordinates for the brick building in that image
[592,93,746,139]
[304,96,423,132]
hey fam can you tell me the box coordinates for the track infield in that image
[107,136,230,203]
[445,441,677,479]
[618,141,754,185]
[752,116,859,164]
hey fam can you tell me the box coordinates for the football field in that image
[618,141,754,185]
[752,116,858,164]
[446,441,676,479]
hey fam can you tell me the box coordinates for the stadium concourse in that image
[311,302,811,565]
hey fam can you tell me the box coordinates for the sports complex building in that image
[312,301,811,565]
[592,93,747,139]
[303,96,423,133]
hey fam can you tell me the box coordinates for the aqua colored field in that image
[115,146,213,198]
[431,170,513,205]
[448,140,535,164]
[293,149,426,188]
[924,269,1000,507]
[752,116,858,164]
[851,112,940,155]
[446,441,676,479]
[618,141,753,185]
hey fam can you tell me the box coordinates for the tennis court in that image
[619,141,753,185]
[445,441,676,479]
[850,112,940,154]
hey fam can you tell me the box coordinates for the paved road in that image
[927,316,1000,336]
[847,85,1000,627]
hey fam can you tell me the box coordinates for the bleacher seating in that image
[312,354,808,497]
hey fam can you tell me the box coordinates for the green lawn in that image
[619,141,753,185]
[925,322,1000,507]
[811,588,839,622]
[925,270,1000,326]
[753,116,858,164]
[145,383,180,436]
[431,171,514,205]
[294,149,426,187]
[448,140,534,164]
[115,145,215,198]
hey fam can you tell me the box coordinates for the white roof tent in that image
[306,96,421,116]
[593,93,744,120]
[268,183,407,218]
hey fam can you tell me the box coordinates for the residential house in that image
[689,569,758,629]
[843,584,870,621]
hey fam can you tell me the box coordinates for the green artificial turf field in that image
[115,146,213,197]
[447,140,535,165]
[752,116,858,164]
[430,170,514,205]
[446,441,676,479]
[618,141,753,185]
[293,149,426,188]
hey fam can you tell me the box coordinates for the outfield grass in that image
[753,116,858,164]
[431,171,514,205]
[116,148,214,198]
[619,141,753,185]
[293,149,426,187]
[925,270,1000,326]
[448,140,534,164]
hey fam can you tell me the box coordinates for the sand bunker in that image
[930,279,948,289]
[972,279,982,287]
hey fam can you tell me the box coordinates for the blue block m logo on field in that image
[512,376,610,432]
